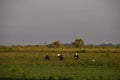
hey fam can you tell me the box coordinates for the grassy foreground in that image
[0,46,120,80]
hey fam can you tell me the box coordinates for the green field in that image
[0,46,120,80]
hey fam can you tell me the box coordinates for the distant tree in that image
[72,38,84,48]
[100,43,113,46]
[49,41,62,48]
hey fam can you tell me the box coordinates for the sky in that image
[0,0,120,45]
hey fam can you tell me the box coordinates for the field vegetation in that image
[0,44,120,80]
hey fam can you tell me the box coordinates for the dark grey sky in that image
[0,0,120,45]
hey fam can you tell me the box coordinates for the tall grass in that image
[0,46,120,80]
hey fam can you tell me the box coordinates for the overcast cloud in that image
[0,0,120,45]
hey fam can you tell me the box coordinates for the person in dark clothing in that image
[45,54,50,60]
[74,53,79,60]
[57,53,63,61]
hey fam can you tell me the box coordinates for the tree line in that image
[47,38,84,48]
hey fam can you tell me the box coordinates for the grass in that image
[0,46,120,80]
